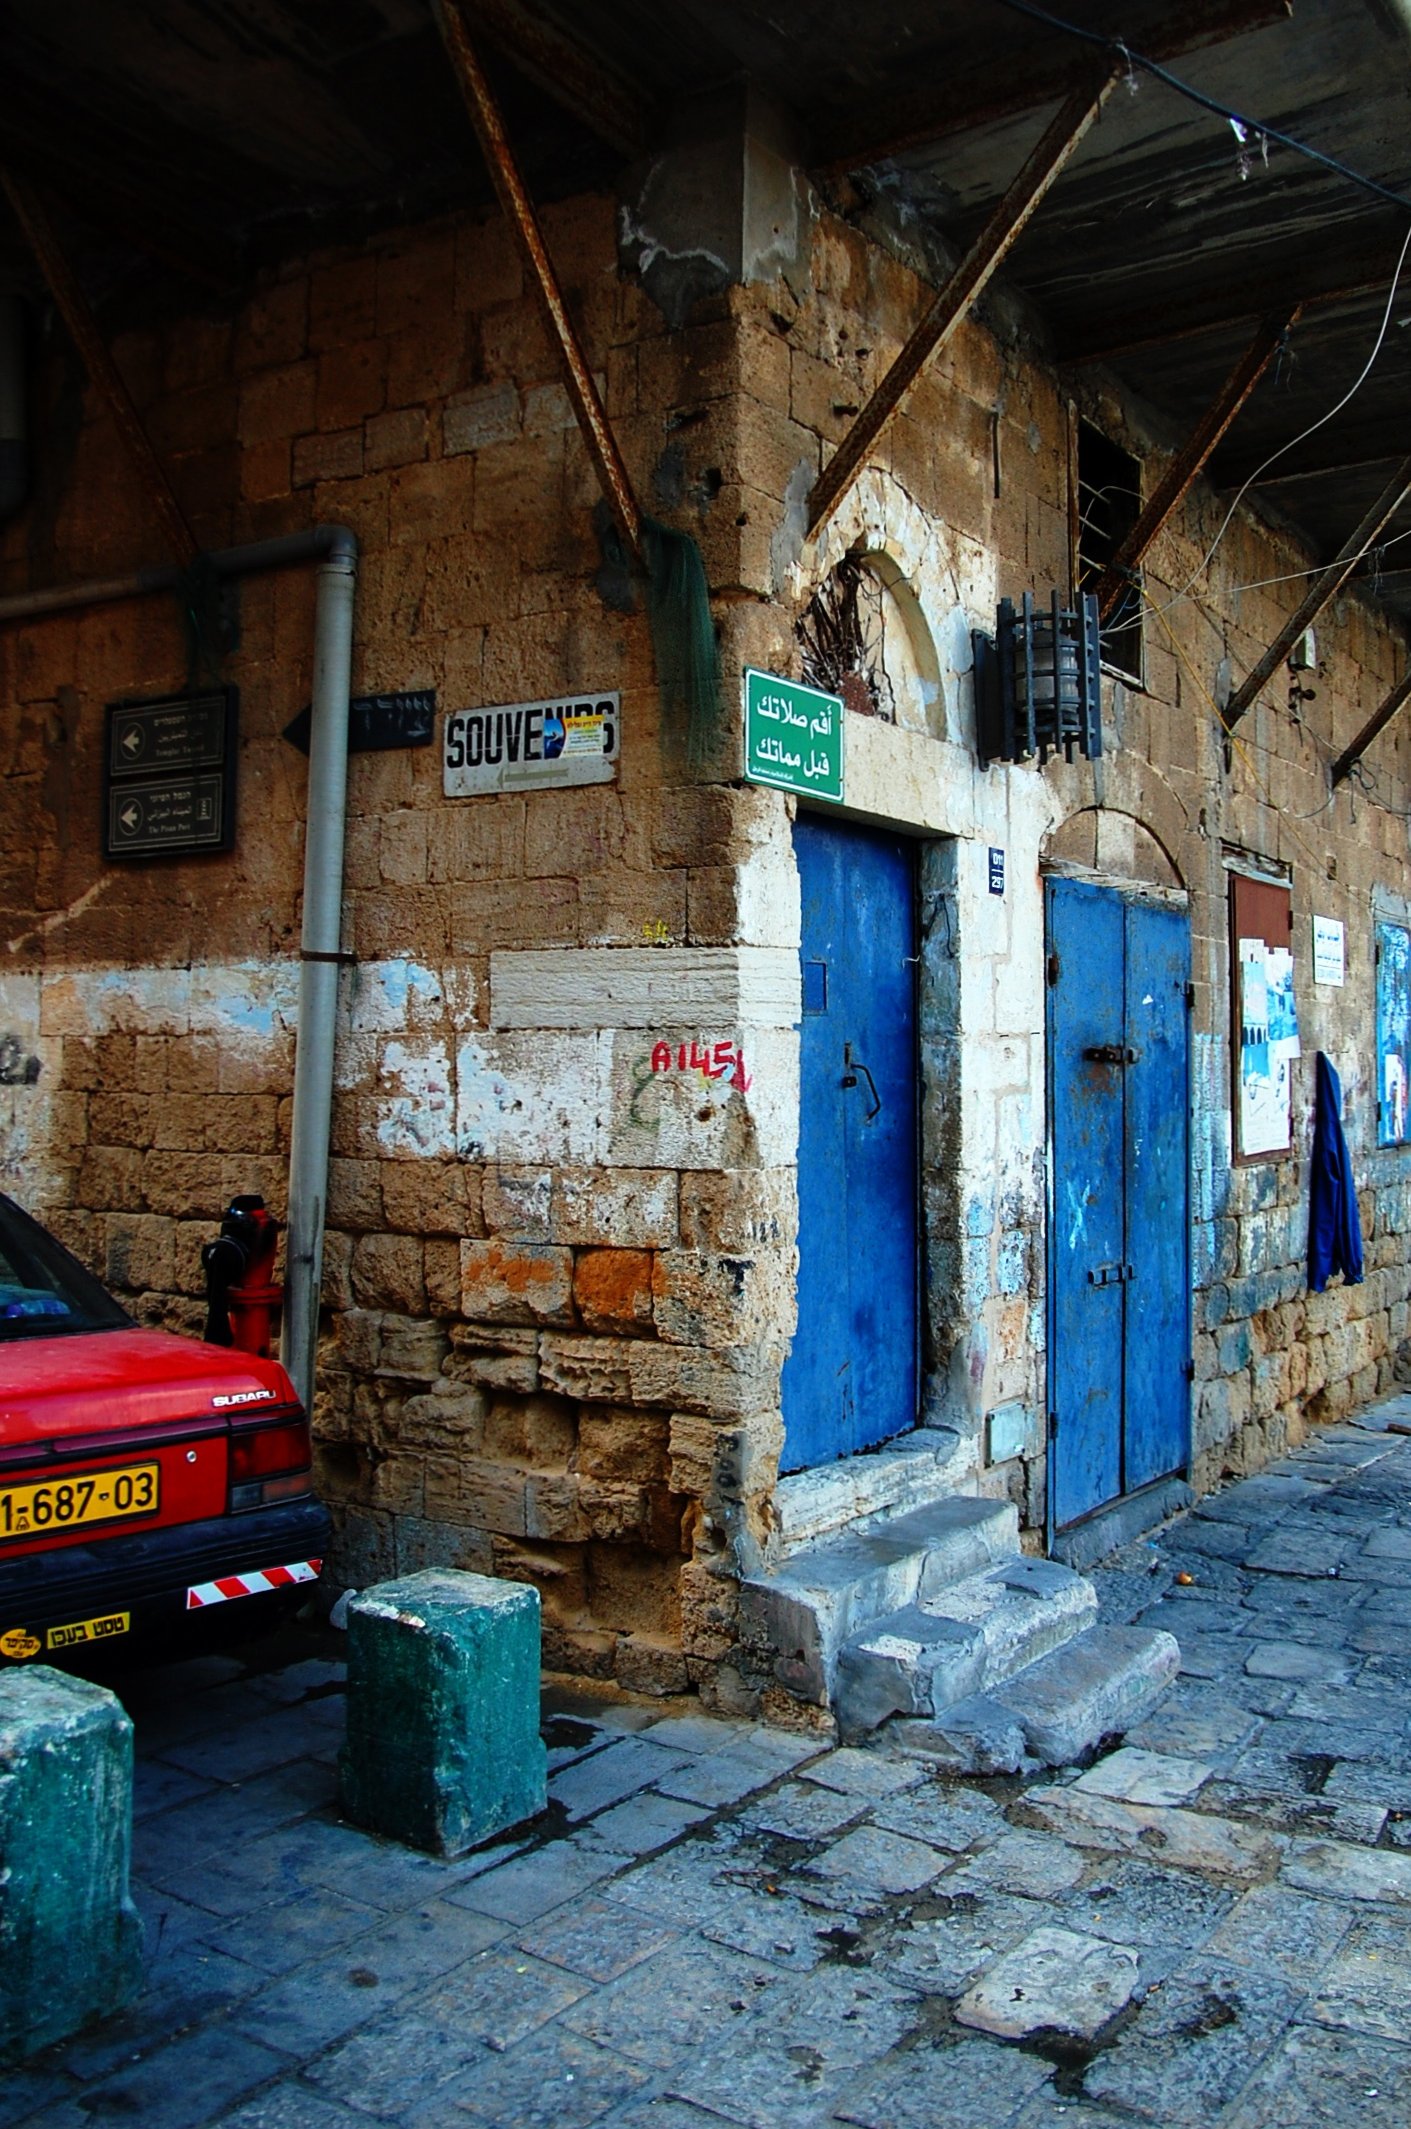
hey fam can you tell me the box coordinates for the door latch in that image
[1087,1261,1135,1286]
[841,1042,883,1120]
[1082,1044,1138,1065]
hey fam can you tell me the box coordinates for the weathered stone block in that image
[460,1240,575,1326]
[0,1669,142,2064]
[341,1570,546,1856]
[575,1248,655,1334]
[551,1167,678,1247]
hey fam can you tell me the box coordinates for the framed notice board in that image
[1229,869,1296,1162]
[103,688,238,860]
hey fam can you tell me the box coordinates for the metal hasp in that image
[0,168,199,570]
[1092,308,1301,623]
[431,0,644,562]
[973,590,1103,767]
[1222,454,1411,731]
[1331,666,1411,785]
[806,70,1116,541]
[841,1042,883,1120]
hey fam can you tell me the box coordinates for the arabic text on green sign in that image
[743,669,844,802]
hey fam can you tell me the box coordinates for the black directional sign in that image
[103,689,237,860]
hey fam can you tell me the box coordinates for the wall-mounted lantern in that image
[972,591,1102,768]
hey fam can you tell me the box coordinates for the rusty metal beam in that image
[431,0,643,558]
[1,169,200,571]
[1223,455,1411,731]
[472,0,647,158]
[1056,235,1405,367]
[817,0,1289,174]
[1093,308,1300,622]
[808,71,1116,542]
[1330,669,1411,785]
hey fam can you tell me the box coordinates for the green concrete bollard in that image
[0,1666,143,2065]
[339,1569,547,1857]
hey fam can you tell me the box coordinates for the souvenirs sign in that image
[443,693,619,796]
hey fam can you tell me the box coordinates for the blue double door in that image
[782,817,919,1473]
[1047,877,1191,1530]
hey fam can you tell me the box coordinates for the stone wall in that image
[2,165,1410,1708]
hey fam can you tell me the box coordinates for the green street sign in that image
[743,668,844,803]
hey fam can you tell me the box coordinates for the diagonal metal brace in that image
[2,167,199,571]
[431,0,644,561]
[1094,308,1301,623]
[1222,454,1411,730]
[1331,667,1411,785]
[807,69,1117,542]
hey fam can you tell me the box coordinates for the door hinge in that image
[1183,1358,1195,1382]
[1046,952,1061,988]
[1048,1408,1059,1438]
[1185,981,1196,1010]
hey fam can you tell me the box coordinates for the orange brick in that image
[574,1249,655,1335]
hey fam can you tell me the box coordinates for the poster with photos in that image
[1238,937,1292,1156]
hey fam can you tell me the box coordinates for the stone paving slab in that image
[14,1401,1411,2128]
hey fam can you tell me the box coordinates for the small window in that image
[1376,920,1411,1145]
[1229,871,1296,1162]
[1075,422,1142,684]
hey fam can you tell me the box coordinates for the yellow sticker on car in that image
[47,1612,131,1651]
[0,1628,41,1659]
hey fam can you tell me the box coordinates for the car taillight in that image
[228,1417,312,1511]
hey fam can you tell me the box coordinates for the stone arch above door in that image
[1044,807,1185,894]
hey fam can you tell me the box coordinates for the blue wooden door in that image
[782,817,919,1472]
[1047,878,1190,1529]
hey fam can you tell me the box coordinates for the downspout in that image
[283,527,357,1413]
[0,295,27,523]
[0,522,358,1413]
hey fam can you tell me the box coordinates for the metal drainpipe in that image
[283,528,357,1413]
[0,523,358,1413]
[0,296,27,524]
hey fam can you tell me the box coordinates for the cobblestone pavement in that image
[13,1398,1411,2129]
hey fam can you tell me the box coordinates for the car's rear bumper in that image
[0,1497,331,1665]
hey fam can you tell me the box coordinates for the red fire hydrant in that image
[202,1195,283,1358]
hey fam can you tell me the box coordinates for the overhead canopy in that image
[3,0,1411,629]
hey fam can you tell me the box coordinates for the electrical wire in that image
[1169,220,1411,604]
[992,0,1411,218]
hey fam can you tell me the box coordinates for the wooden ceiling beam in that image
[808,69,1116,540]
[472,0,648,158]
[1222,455,1411,731]
[1212,437,1402,493]
[816,0,1290,175]
[1055,235,1405,365]
[1093,307,1299,621]
[1330,669,1411,785]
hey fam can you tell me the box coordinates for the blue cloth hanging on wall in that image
[1309,1051,1364,1292]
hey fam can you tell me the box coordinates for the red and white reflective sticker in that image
[186,1559,322,1610]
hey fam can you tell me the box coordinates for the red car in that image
[0,1193,328,1669]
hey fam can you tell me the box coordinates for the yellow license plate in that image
[0,1463,160,1540]
[48,1611,131,1651]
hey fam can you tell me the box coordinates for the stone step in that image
[771,1429,964,1551]
[897,1623,1181,1775]
[834,1557,1098,1735]
[740,1494,1019,1706]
